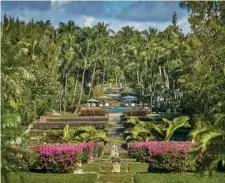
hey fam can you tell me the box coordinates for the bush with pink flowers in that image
[129,141,194,172]
[30,142,94,173]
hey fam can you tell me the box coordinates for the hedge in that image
[32,122,107,130]
[46,117,108,122]
[2,172,98,183]
[80,109,108,116]
[123,110,150,117]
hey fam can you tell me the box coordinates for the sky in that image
[1,0,191,34]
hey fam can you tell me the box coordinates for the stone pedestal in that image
[110,144,121,173]
[73,162,83,174]
[111,162,121,173]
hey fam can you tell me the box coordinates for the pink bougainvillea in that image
[129,141,194,172]
[133,141,193,157]
[31,142,94,173]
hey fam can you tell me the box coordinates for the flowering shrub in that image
[123,110,150,116]
[31,142,94,173]
[129,141,194,172]
[80,109,108,116]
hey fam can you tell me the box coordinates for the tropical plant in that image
[189,102,225,172]
[48,125,108,143]
[151,116,190,141]
[124,116,190,142]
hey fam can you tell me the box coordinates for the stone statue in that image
[110,144,121,172]
[110,144,119,159]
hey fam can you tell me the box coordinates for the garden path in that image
[96,113,135,183]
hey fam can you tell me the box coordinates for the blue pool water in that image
[103,107,143,113]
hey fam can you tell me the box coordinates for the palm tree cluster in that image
[2,2,225,126]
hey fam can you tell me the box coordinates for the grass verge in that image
[128,163,148,172]
[1,172,97,183]
[134,172,225,183]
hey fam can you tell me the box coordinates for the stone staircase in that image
[95,113,135,183]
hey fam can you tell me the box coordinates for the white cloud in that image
[177,15,191,34]
[2,4,190,34]
[84,16,96,27]
[50,0,72,7]
[78,15,190,34]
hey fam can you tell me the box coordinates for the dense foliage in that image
[1,1,225,124]
[1,1,225,174]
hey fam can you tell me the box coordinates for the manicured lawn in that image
[1,172,97,183]
[83,163,101,172]
[83,163,148,173]
[134,173,225,183]
[98,172,134,183]
[108,136,125,144]
[128,163,148,172]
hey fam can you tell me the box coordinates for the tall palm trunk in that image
[74,56,87,113]
[159,65,162,77]
[63,74,68,114]
[171,79,176,114]
[72,72,79,106]
[102,67,105,84]
[150,84,153,112]
[59,90,63,112]
[137,71,140,85]
[88,61,97,99]
[163,65,170,89]
[115,75,118,87]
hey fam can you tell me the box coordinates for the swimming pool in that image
[103,107,143,113]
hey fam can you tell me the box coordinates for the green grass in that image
[128,163,148,172]
[134,173,225,183]
[108,136,125,144]
[1,172,97,183]
[98,173,134,183]
[83,163,101,172]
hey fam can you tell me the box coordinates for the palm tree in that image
[1,24,34,107]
